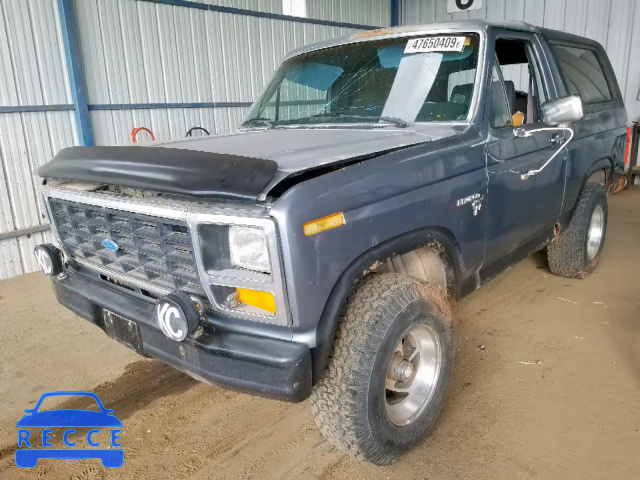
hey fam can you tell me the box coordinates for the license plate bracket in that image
[102,309,145,355]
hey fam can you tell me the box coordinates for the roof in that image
[537,26,605,50]
[285,20,539,60]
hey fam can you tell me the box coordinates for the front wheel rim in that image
[586,205,604,260]
[384,324,442,427]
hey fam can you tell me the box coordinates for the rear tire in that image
[310,273,454,465]
[548,183,608,278]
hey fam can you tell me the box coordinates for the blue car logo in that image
[102,239,119,251]
[15,391,123,468]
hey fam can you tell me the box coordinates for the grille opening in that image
[138,221,157,232]
[140,288,161,300]
[172,225,188,234]
[173,246,192,257]
[100,274,135,291]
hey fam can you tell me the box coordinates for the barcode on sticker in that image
[405,36,466,54]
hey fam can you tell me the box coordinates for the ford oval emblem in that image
[102,239,120,252]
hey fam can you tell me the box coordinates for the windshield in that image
[244,33,480,128]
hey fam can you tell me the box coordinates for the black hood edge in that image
[39,146,278,201]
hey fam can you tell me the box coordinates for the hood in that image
[158,125,461,173]
[158,125,464,195]
[40,125,463,201]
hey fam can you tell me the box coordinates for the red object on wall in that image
[131,127,155,143]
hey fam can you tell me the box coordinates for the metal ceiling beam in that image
[142,0,379,30]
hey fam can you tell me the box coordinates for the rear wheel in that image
[310,273,454,465]
[548,183,608,278]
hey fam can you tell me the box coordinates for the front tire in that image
[310,274,454,465]
[548,183,608,278]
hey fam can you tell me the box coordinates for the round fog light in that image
[34,244,63,277]
[155,292,203,342]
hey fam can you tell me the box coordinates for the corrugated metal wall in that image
[400,0,640,122]
[307,0,390,27]
[0,0,77,279]
[188,0,392,25]
[75,0,360,145]
[0,0,381,279]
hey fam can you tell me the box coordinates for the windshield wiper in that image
[241,117,275,129]
[311,113,408,128]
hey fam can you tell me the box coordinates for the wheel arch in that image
[584,157,613,189]
[311,226,464,383]
[560,157,612,241]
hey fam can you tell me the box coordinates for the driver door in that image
[483,34,567,274]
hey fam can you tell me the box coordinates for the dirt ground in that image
[0,190,639,480]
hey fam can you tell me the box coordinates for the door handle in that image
[549,133,564,146]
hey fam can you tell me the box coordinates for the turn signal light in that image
[236,288,276,314]
[303,212,345,236]
[624,127,632,164]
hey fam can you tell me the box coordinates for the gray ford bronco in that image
[35,20,628,464]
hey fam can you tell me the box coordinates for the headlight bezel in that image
[195,216,290,325]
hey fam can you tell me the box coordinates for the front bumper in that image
[51,271,312,402]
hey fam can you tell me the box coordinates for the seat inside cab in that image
[414,37,545,124]
[494,38,546,126]
[414,46,478,122]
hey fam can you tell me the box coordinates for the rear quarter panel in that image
[541,34,628,215]
[563,107,628,215]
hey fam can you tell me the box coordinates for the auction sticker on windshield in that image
[405,36,467,53]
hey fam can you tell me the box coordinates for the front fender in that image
[270,129,488,382]
[308,226,474,383]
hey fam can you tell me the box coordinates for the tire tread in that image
[548,183,607,279]
[310,273,452,465]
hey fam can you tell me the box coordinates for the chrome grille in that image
[49,199,204,297]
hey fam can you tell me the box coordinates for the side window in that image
[552,44,613,104]
[489,64,512,129]
[495,38,547,125]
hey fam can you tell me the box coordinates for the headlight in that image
[228,226,270,274]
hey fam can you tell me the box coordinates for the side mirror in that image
[541,95,584,126]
